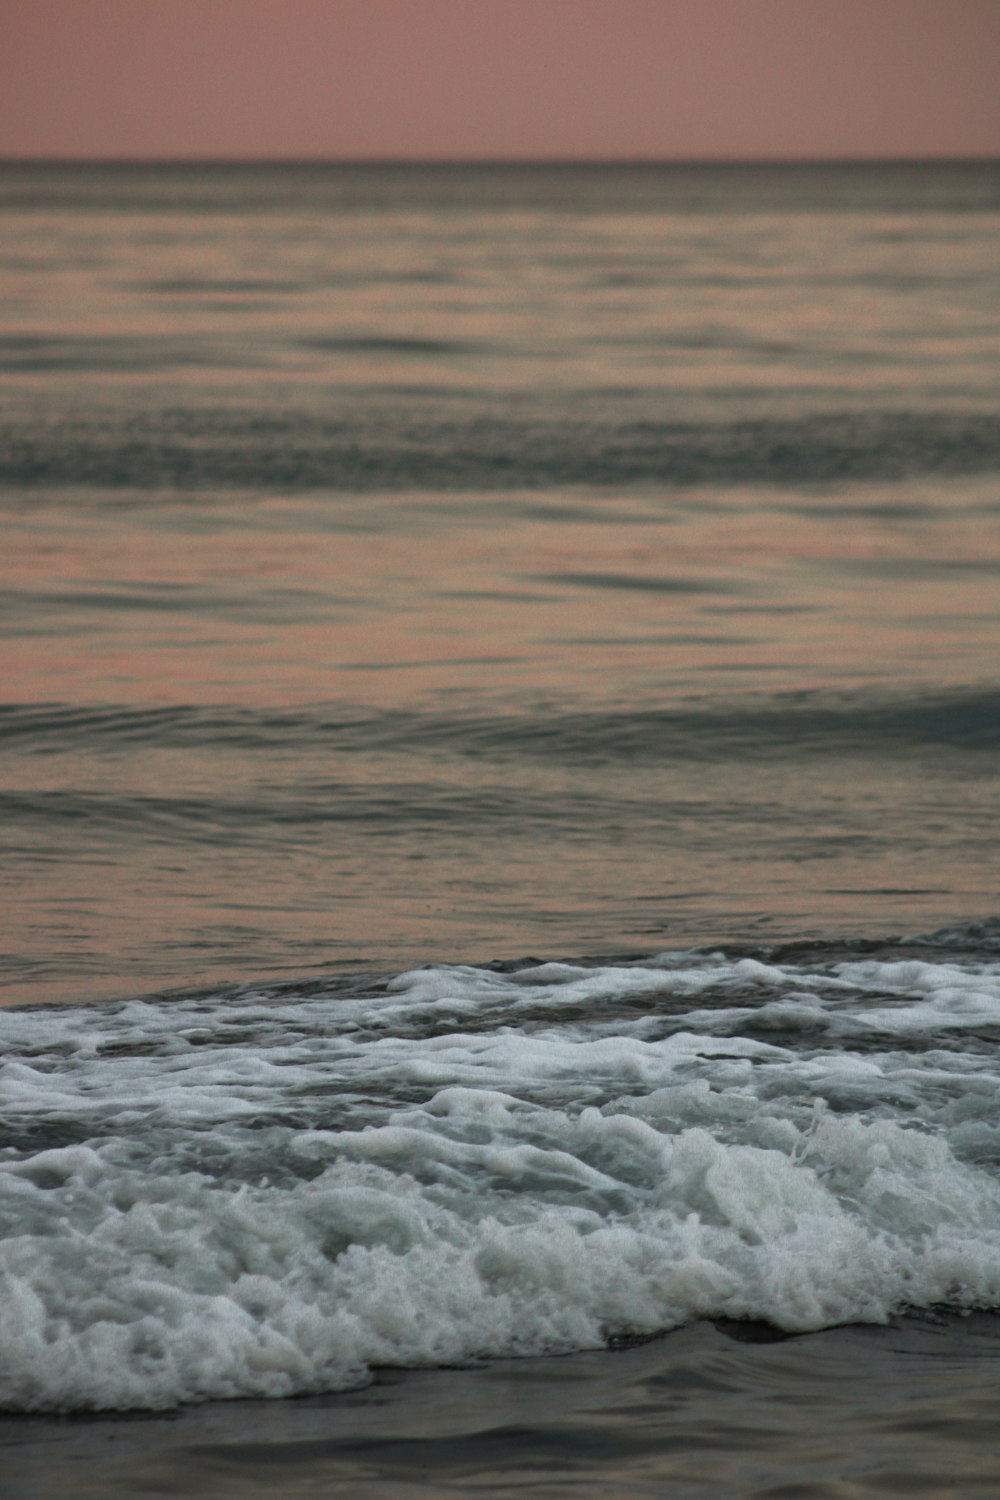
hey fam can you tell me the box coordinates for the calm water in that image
[2,161,1000,1496]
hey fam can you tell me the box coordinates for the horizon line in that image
[2,153,998,168]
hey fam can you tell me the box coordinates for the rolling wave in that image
[2,686,996,762]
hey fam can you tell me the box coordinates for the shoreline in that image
[6,1312,1000,1498]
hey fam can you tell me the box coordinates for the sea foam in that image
[3,951,1000,1410]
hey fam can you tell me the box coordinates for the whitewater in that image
[5,937,1000,1411]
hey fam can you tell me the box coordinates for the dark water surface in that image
[6,1315,1000,1500]
[2,162,1000,1495]
[2,160,999,1006]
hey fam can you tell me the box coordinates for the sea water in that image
[1,161,1000,1496]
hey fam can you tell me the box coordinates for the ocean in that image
[1,159,999,1497]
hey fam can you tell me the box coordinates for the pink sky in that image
[1,0,998,161]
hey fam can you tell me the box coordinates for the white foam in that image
[4,949,1000,1410]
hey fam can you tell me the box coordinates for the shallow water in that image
[7,1317,1000,1499]
[2,161,1000,1490]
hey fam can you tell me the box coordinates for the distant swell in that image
[2,409,998,490]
